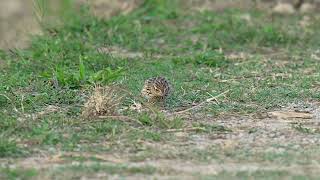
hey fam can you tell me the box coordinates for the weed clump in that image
[0,139,25,158]
[82,86,123,118]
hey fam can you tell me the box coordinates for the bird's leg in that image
[147,97,165,107]
[158,97,166,109]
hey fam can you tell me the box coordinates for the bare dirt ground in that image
[0,0,40,49]
[0,0,139,49]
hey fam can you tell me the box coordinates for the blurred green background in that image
[1,0,319,49]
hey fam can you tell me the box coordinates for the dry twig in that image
[164,127,206,133]
[173,90,229,115]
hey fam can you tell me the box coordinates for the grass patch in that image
[0,167,37,180]
[204,170,309,180]
[51,163,157,178]
[290,123,320,134]
[0,139,26,158]
[137,112,184,129]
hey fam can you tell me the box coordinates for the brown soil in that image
[0,0,140,50]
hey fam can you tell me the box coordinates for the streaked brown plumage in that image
[141,77,171,104]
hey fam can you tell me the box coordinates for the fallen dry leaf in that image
[129,100,143,112]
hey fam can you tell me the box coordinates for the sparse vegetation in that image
[1,0,320,179]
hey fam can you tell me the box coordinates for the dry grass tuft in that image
[82,86,123,118]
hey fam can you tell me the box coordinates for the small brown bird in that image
[141,76,171,104]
